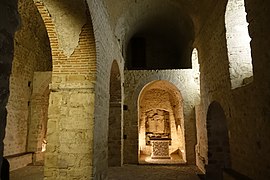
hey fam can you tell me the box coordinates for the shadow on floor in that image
[10,164,203,180]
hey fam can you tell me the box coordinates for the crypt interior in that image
[0,0,270,179]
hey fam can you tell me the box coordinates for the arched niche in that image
[138,80,186,164]
[108,60,122,166]
[4,0,52,166]
[206,101,231,179]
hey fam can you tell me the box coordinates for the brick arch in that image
[206,101,231,179]
[34,1,58,66]
[34,1,97,77]
[33,1,98,179]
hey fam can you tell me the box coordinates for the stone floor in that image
[10,164,203,180]
[139,154,186,164]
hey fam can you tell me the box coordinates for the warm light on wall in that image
[138,80,186,164]
[225,0,253,89]
[41,139,47,152]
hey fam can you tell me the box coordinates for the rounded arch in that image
[123,72,198,164]
[4,0,52,163]
[206,101,231,179]
[138,80,186,164]
[108,60,122,167]
[131,75,189,109]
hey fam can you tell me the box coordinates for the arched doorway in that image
[206,101,231,179]
[138,80,186,164]
[108,60,122,166]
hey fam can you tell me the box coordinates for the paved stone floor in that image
[10,164,202,180]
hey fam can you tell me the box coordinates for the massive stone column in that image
[31,1,97,179]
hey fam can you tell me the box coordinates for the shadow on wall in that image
[108,60,122,167]
[0,0,19,176]
[1,157,10,180]
[206,101,231,180]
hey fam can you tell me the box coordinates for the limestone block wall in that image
[124,70,200,164]
[4,0,52,157]
[232,0,270,178]
[0,0,19,175]
[87,0,125,178]
[195,0,270,179]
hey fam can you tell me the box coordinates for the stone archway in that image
[108,60,122,167]
[3,0,52,170]
[138,80,186,164]
[206,101,231,179]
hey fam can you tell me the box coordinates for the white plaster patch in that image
[40,0,87,57]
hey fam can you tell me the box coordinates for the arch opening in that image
[225,0,253,89]
[108,60,122,167]
[138,80,186,164]
[4,0,52,167]
[206,101,231,179]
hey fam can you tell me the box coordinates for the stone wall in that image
[124,70,200,164]
[2,0,270,179]
[108,61,122,167]
[232,0,270,178]
[87,0,125,178]
[0,0,19,175]
[4,0,52,157]
[195,0,270,179]
[194,0,232,173]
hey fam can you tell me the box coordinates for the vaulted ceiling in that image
[102,0,222,62]
[103,0,221,38]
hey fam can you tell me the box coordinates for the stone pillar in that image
[44,82,95,179]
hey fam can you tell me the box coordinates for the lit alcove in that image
[225,0,253,89]
[138,80,186,164]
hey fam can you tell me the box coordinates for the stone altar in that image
[150,137,171,159]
